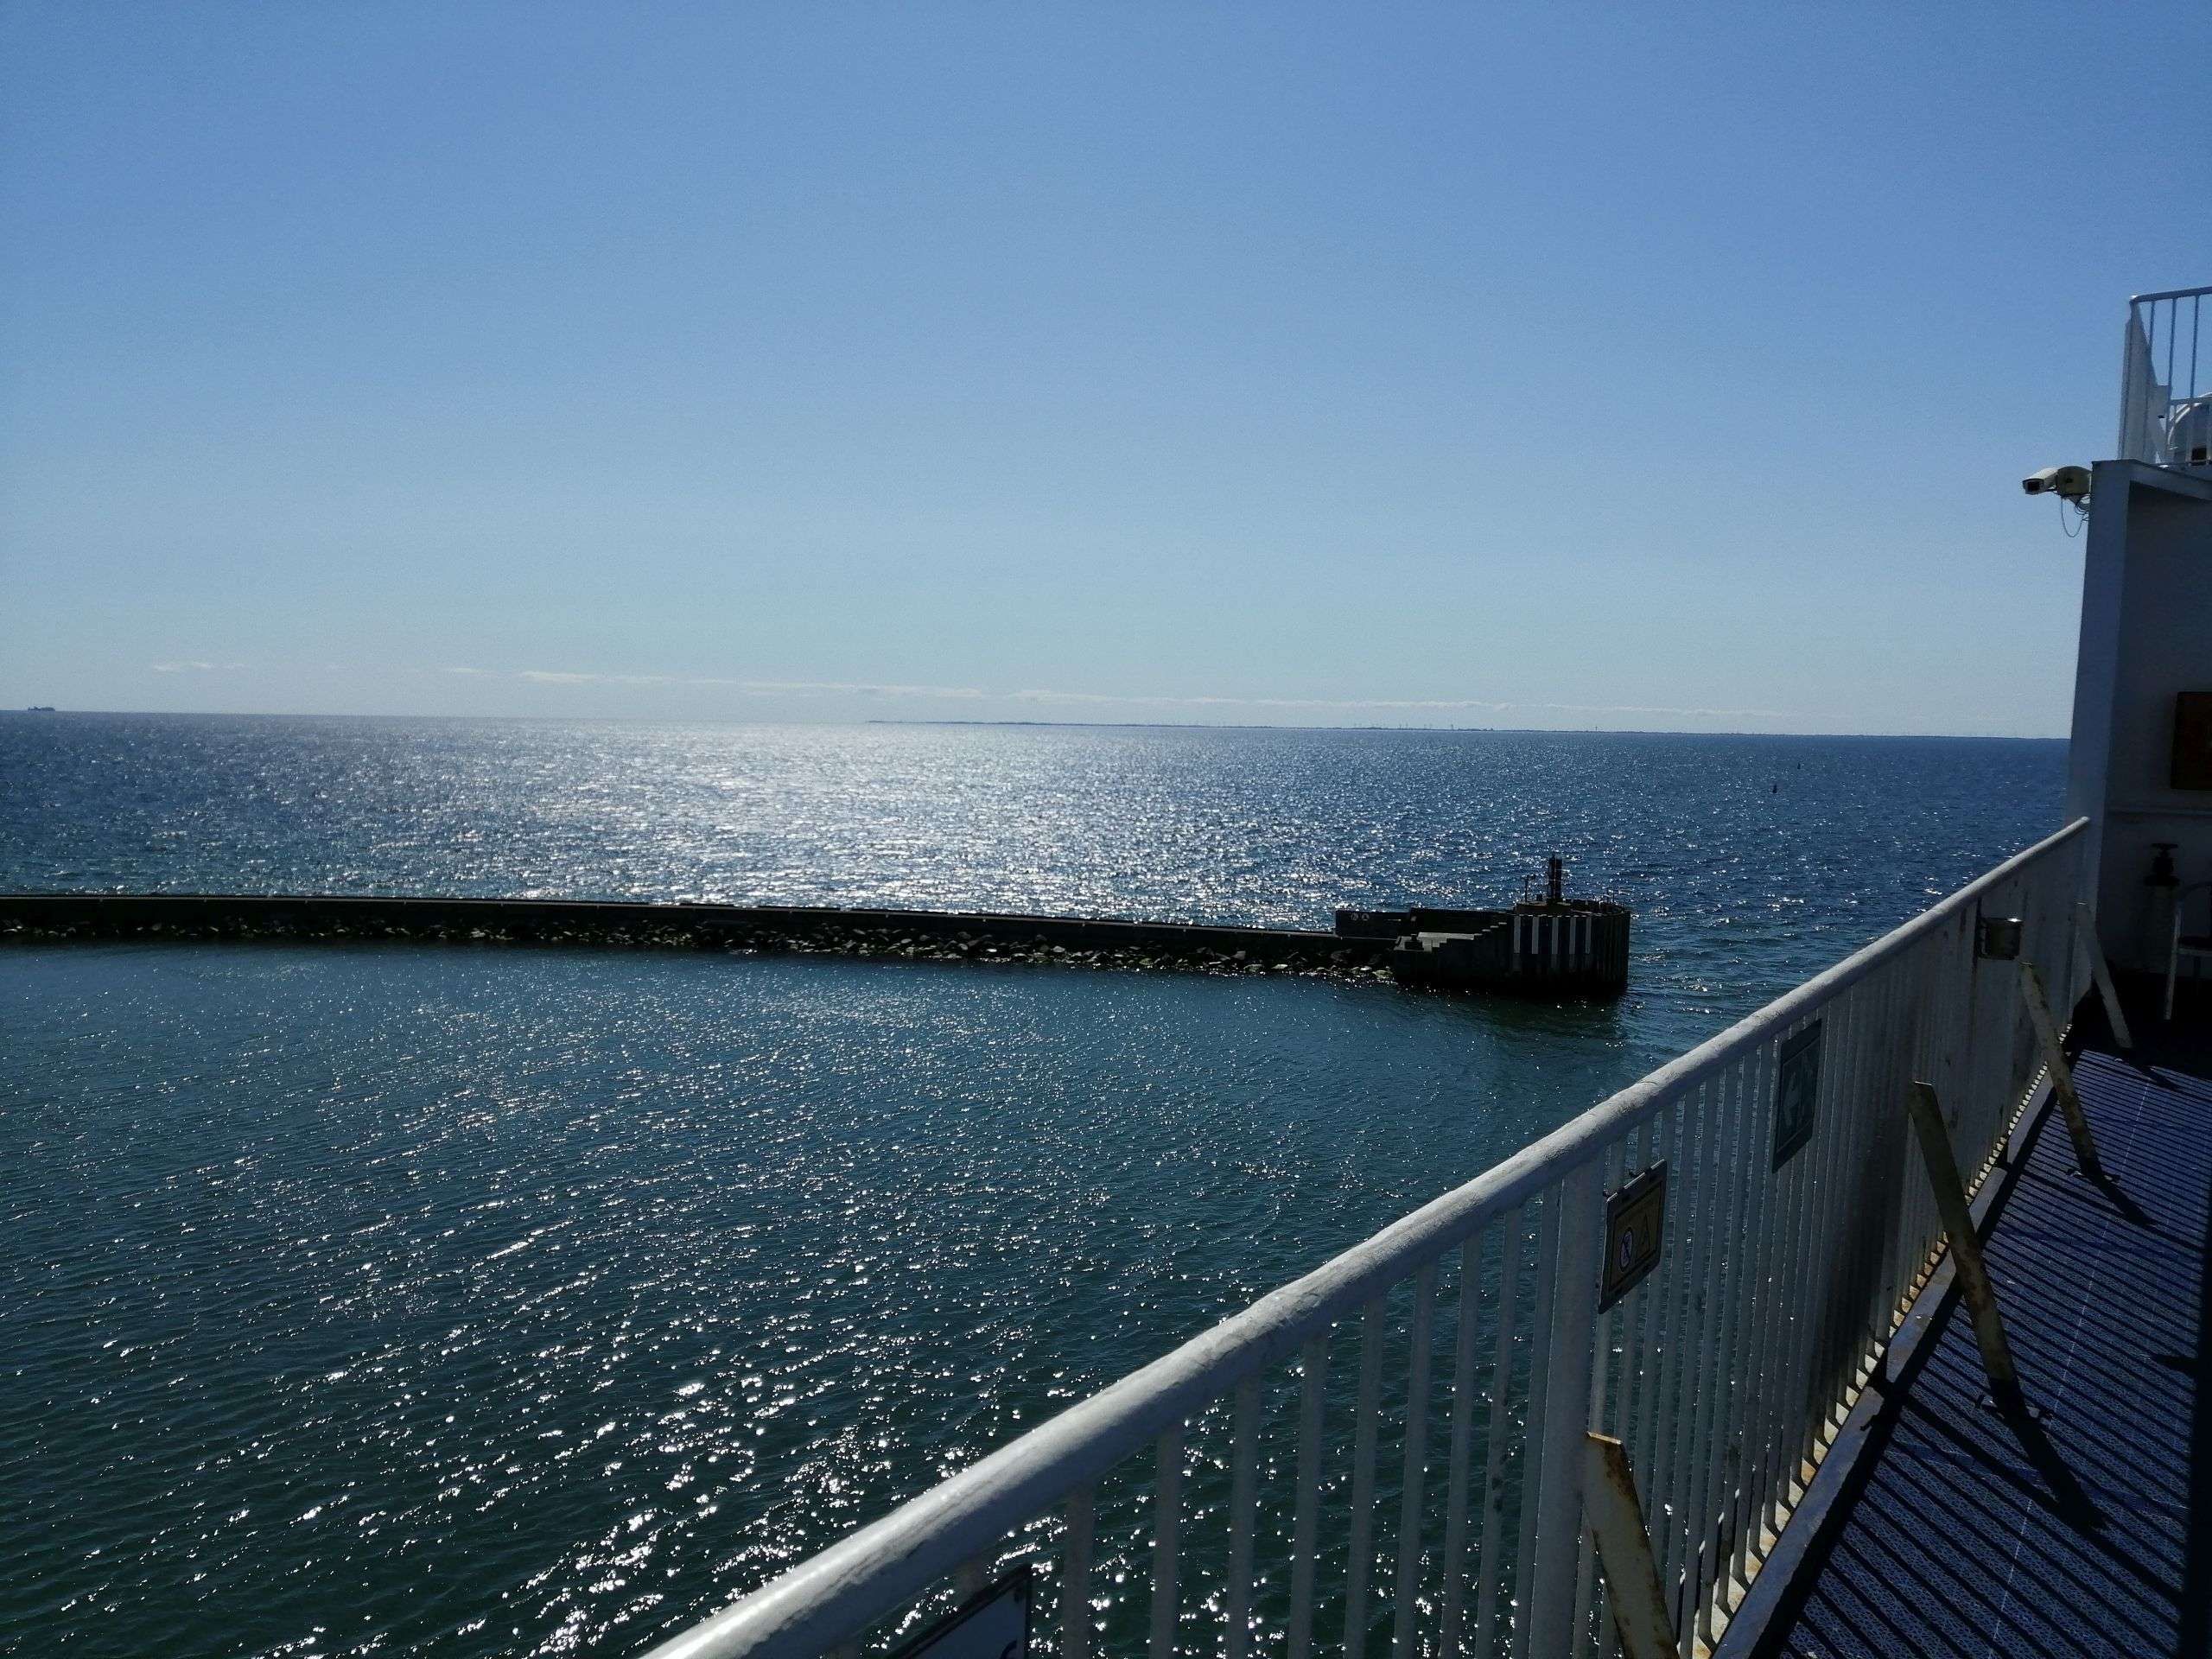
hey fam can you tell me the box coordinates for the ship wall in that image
[2069,461,2212,971]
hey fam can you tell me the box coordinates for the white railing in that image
[2120,286,2212,467]
[643,820,2093,1659]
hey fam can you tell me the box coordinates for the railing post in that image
[2074,902,2135,1051]
[1526,1161,1604,1656]
[2018,962,2106,1184]
[1904,1082,2023,1412]
[1223,1377,1261,1659]
[1286,1333,1328,1659]
[1060,1487,1096,1659]
[1149,1425,1181,1659]
[1580,1434,1676,1659]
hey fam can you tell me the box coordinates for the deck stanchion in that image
[1904,1082,2023,1411]
[2018,962,2106,1183]
[1061,1487,1096,1659]
[1435,1234,1484,1659]
[1471,1212,1523,1658]
[1525,1164,1604,1658]
[1342,1300,1386,1659]
[1149,1425,1181,1659]
[1286,1335,1328,1659]
[1389,1267,1437,1659]
[1223,1377,1261,1659]
[2073,902,2135,1050]
[1581,1433,1677,1659]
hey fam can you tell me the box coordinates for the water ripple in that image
[0,717,2063,1656]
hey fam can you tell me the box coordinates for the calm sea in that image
[0,715,2063,1656]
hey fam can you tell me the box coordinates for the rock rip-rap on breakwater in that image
[0,893,1396,984]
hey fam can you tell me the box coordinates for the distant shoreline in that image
[0,708,2069,741]
[858,720,2067,741]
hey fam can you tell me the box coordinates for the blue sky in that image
[2,3,2204,734]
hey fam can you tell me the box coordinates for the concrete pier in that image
[1338,899,1631,995]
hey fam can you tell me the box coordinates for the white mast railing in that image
[642,820,2093,1659]
[2120,285,2212,467]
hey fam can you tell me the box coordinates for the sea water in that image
[0,715,2063,1656]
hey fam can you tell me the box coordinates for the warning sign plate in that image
[1600,1161,1668,1312]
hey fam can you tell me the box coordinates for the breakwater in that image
[0,893,1395,982]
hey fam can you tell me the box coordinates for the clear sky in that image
[2,3,2205,734]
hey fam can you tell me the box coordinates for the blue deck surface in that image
[1751,997,2211,1659]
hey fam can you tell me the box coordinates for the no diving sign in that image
[893,1569,1032,1659]
[1599,1161,1668,1311]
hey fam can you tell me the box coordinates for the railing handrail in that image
[2129,283,2212,305]
[2121,287,2210,465]
[644,817,2090,1659]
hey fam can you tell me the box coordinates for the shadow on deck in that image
[1742,980,2211,1659]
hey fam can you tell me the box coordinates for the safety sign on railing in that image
[1600,1162,1668,1310]
[1773,1020,1823,1169]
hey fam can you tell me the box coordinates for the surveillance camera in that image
[2023,464,2091,501]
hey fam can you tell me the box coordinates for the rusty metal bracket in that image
[1904,1081,2024,1412]
[2018,961,2107,1183]
[2074,902,2135,1051]
[1580,1433,1676,1659]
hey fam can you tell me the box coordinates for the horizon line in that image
[0,707,2071,742]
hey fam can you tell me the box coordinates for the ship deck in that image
[1738,981,2211,1658]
